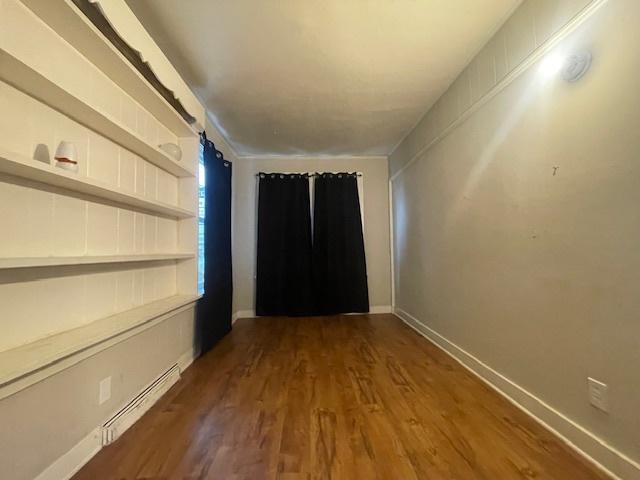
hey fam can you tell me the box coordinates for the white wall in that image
[0,1,223,478]
[232,156,392,315]
[390,0,640,478]
[0,80,180,350]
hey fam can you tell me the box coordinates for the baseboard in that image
[34,428,101,480]
[102,364,181,445]
[369,305,392,314]
[394,307,640,480]
[178,346,199,372]
[233,310,255,321]
[34,361,185,479]
[232,307,392,319]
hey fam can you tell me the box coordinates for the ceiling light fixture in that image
[539,50,592,82]
[561,51,592,82]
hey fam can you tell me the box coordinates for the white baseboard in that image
[233,310,255,321]
[369,305,393,314]
[34,361,185,479]
[394,307,640,480]
[178,347,198,372]
[232,307,392,319]
[102,364,180,445]
[34,428,101,480]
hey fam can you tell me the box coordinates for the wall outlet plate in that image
[99,376,112,405]
[587,377,609,413]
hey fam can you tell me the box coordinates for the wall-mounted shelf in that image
[0,294,201,399]
[0,0,202,407]
[0,49,195,178]
[0,148,196,219]
[21,0,200,139]
[0,253,194,270]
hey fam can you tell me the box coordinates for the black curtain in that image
[313,173,369,314]
[255,173,315,316]
[196,134,233,354]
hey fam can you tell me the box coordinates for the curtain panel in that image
[255,173,315,316]
[313,173,369,314]
[196,135,233,353]
[255,172,369,316]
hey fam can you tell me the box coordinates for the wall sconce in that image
[54,141,78,173]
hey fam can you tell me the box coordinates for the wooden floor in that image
[74,314,607,480]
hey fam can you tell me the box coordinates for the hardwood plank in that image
[73,314,609,480]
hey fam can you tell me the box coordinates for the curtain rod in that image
[255,172,363,177]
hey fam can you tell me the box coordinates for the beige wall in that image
[232,156,392,314]
[390,0,640,476]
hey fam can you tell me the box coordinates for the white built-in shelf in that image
[0,48,195,178]
[0,294,201,399]
[0,148,196,219]
[21,0,200,138]
[0,253,194,270]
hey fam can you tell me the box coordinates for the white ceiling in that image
[126,0,520,157]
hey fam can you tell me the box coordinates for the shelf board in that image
[0,253,194,270]
[0,48,195,178]
[0,148,196,219]
[0,294,201,399]
[21,0,199,139]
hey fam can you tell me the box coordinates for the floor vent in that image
[101,364,180,446]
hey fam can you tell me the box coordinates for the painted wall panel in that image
[389,0,640,474]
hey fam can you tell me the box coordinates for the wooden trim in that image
[0,295,200,400]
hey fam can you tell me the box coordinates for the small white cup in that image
[54,141,78,173]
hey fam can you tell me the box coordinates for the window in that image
[197,143,205,294]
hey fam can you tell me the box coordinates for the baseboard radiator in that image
[101,364,181,445]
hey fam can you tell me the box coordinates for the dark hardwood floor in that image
[74,314,608,479]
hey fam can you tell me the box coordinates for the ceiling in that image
[126,0,520,157]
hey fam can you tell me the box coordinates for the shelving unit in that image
[21,0,201,138]
[0,49,195,178]
[0,253,194,270]
[0,148,196,219]
[0,0,201,401]
[0,294,200,399]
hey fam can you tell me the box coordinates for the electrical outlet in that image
[588,377,609,413]
[99,376,111,405]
